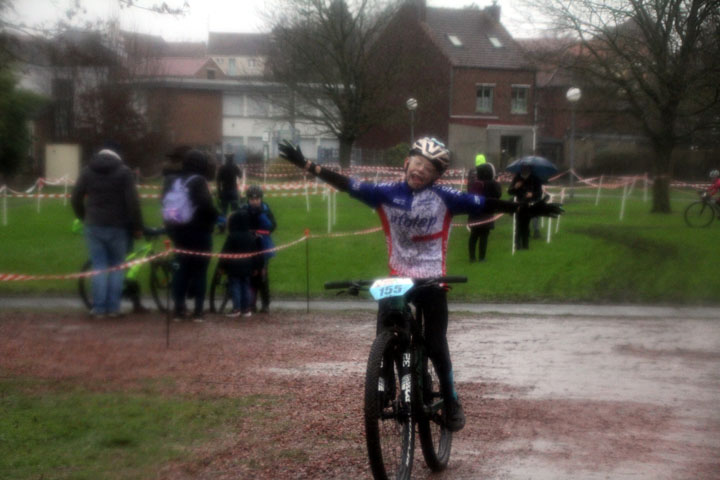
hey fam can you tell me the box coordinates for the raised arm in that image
[278,140,350,192]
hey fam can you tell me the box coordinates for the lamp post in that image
[566,87,581,198]
[406,97,418,144]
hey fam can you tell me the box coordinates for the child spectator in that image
[243,185,276,313]
[219,209,262,317]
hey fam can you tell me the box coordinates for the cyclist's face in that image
[405,155,440,190]
[248,197,262,208]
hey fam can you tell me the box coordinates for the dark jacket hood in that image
[229,209,251,232]
[89,149,123,174]
[182,149,209,176]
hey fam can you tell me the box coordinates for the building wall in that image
[149,88,222,149]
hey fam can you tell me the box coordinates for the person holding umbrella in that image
[507,157,555,250]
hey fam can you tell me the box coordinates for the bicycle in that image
[208,264,230,313]
[684,191,720,227]
[325,275,467,480]
[78,227,172,312]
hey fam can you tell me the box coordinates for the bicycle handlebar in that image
[324,276,467,290]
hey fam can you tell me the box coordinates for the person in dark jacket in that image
[507,165,544,250]
[71,148,143,317]
[164,149,219,322]
[241,185,276,313]
[216,154,242,229]
[219,209,262,317]
[467,162,502,261]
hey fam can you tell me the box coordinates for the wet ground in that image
[1,306,718,479]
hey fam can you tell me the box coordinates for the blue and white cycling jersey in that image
[348,180,486,278]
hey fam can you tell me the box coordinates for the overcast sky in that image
[9,0,546,41]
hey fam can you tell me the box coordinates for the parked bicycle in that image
[78,227,172,312]
[325,275,467,480]
[208,264,230,313]
[684,191,720,227]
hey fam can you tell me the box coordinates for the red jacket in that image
[708,178,720,196]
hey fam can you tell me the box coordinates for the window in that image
[488,36,502,48]
[447,34,463,47]
[52,78,74,138]
[476,84,494,113]
[511,85,529,114]
[223,95,244,116]
[228,58,237,76]
[206,69,216,79]
[247,95,269,117]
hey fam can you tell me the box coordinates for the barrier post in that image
[2,186,7,226]
[643,173,649,202]
[332,190,337,226]
[595,175,604,206]
[305,229,310,314]
[164,240,172,348]
[63,177,68,206]
[327,187,332,233]
[619,182,629,221]
[36,180,43,213]
[241,167,247,194]
[304,178,310,212]
[556,188,566,234]
[511,213,517,256]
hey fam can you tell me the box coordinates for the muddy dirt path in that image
[1,310,718,479]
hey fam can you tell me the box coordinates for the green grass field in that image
[1,184,717,304]
[0,377,277,480]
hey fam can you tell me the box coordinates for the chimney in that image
[484,1,501,22]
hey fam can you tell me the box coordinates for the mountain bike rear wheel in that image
[416,355,452,471]
[209,266,231,313]
[684,201,715,227]
[364,330,414,480]
[149,260,172,312]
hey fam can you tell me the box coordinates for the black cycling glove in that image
[277,140,351,192]
[278,140,308,168]
[525,199,564,218]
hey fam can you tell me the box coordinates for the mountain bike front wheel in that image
[415,355,452,471]
[149,260,172,312]
[364,330,414,480]
[684,201,715,227]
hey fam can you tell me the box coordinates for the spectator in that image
[467,162,502,262]
[242,185,276,313]
[163,149,218,322]
[216,153,242,231]
[219,209,262,318]
[508,165,544,250]
[71,148,143,318]
[161,145,191,192]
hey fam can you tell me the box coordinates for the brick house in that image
[360,0,537,169]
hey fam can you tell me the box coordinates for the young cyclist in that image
[707,169,720,206]
[278,137,563,432]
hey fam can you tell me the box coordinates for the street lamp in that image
[406,97,418,144]
[566,87,582,198]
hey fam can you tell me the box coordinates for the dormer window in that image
[447,34,463,47]
[488,36,502,48]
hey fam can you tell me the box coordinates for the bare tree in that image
[264,0,407,168]
[525,0,720,212]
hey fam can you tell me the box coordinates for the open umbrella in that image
[506,155,558,181]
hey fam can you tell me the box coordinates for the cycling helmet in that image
[409,137,451,173]
[246,184,263,198]
[710,169,719,179]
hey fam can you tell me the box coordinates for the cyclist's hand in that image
[278,140,307,169]
[526,200,564,218]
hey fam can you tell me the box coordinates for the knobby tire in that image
[365,330,414,480]
[415,355,452,471]
[684,201,715,227]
